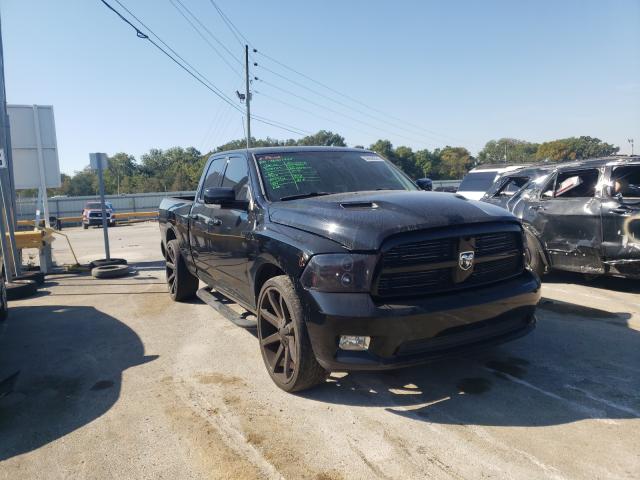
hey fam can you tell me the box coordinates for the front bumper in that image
[302,270,540,371]
[85,217,114,226]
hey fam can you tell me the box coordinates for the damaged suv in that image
[483,157,640,278]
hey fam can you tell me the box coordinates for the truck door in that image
[600,164,640,271]
[527,168,604,273]
[189,156,226,283]
[207,155,254,305]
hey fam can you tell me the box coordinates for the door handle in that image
[609,207,631,215]
[207,218,222,226]
[188,213,199,220]
[530,205,545,211]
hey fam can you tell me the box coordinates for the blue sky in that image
[2,0,639,174]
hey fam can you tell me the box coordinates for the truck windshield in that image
[255,151,417,201]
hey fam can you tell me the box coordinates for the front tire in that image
[257,275,327,392]
[165,239,198,301]
[525,232,545,278]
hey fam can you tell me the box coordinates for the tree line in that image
[33,131,619,197]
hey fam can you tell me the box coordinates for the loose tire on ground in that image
[14,271,45,286]
[257,275,327,393]
[91,265,130,279]
[90,258,128,269]
[6,280,38,300]
[165,239,198,301]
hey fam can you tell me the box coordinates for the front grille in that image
[375,228,523,298]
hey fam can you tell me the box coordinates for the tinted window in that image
[255,151,416,201]
[458,171,498,192]
[222,156,249,200]
[201,157,226,199]
[612,165,640,198]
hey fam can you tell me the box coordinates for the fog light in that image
[339,335,371,351]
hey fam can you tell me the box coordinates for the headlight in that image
[300,254,377,292]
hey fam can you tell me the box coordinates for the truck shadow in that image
[303,300,639,427]
[0,305,157,461]
[543,271,640,293]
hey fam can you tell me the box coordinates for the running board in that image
[196,287,257,329]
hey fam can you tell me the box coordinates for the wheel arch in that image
[253,261,286,304]
[522,223,550,268]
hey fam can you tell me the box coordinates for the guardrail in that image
[17,210,159,229]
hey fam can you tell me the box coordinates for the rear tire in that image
[165,239,198,301]
[257,275,327,392]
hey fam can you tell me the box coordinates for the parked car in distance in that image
[482,156,640,279]
[82,201,116,229]
[415,178,433,190]
[457,164,530,201]
[159,147,540,393]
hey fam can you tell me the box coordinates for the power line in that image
[256,77,435,147]
[257,62,446,145]
[100,0,309,139]
[208,0,248,47]
[254,89,409,145]
[169,0,242,78]
[107,0,241,110]
[205,1,449,145]
[255,50,461,143]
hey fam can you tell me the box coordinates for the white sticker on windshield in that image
[362,155,384,162]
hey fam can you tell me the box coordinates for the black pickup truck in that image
[159,147,540,392]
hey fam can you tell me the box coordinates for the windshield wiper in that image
[279,192,335,201]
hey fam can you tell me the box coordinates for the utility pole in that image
[504,143,507,164]
[244,44,251,148]
[629,138,634,156]
[90,153,110,261]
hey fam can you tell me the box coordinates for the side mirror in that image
[416,178,433,191]
[203,187,235,205]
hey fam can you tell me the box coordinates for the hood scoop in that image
[340,201,378,209]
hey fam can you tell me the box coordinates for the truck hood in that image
[268,190,518,250]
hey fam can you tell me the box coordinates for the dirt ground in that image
[1,222,638,479]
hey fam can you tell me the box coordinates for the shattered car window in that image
[494,176,530,197]
[612,166,640,198]
[552,169,599,198]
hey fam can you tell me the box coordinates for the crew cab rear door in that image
[528,168,604,272]
[600,164,640,264]
[189,156,226,282]
[206,155,253,305]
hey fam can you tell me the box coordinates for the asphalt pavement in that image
[0,222,638,479]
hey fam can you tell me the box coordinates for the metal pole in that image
[0,12,21,279]
[33,106,50,228]
[91,153,110,260]
[245,44,251,149]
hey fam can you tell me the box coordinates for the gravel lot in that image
[1,222,638,479]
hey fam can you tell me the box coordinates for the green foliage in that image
[27,131,621,197]
[478,138,539,164]
[535,136,619,162]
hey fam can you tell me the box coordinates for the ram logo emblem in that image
[458,251,475,271]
